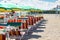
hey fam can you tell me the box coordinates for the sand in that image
[2,14,60,40]
[28,14,60,40]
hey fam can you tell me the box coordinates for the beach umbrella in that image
[0,3,19,9]
[0,3,10,12]
[0,3,20,12]
[6,3,18,8]
[0,4,6,12]
[16,5,33,11]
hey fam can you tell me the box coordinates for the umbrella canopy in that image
[6,4,18,8]
[0,3,41,12]
[0,4,6,8]
[0,3,18,8]
[0,3,6,12]
[17,5,32,9]
[0,3,19,12]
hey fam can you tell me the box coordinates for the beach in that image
[25,14,60,40]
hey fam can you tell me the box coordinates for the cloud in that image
[0,0,59,10]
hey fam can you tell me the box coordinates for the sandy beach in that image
[24,14,60,40]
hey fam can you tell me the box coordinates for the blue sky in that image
[0,0,3,2]
[0,0,59,10]
[40,0,58,2]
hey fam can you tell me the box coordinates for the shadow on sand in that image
[22,19,47,40]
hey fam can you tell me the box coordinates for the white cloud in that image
[55,0,60,5]
[0,0,60,10]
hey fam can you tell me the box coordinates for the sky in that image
[40,0,57,2]
[0,0,60,10]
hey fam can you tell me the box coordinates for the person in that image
[9,10,15,16]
